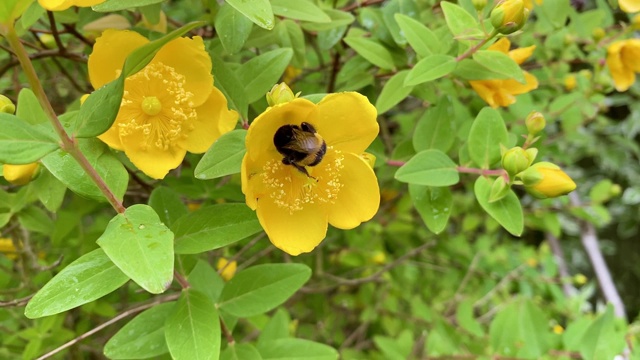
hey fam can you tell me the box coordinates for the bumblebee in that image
[274,122,327,178]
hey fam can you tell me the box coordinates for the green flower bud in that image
[472,0,488,11]
[502,146,531,177]
[489,176,510,203]
[525,111,546,135]
[266,83,299,107]
[591,27,605,42]
[490,0,529,35]
[610,184,621,197]
[0,95,15,114]
[519,162,577,199]
[525,148,538,166]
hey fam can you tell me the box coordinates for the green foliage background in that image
[0,0,639,359]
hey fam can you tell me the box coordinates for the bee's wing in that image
[283,129,318,152]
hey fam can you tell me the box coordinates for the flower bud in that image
[216,257,237,281]
[3,163,39,185]
[591,27,605,42]
[491,0,529,35]
[472,0,488,11]
[610,184,621,197]
[501,146,531,177]
[0,95,15,114]
[633,14,640,30]
[525,111,546,135]
[360,152,377,169]
[489,176,510,203]
[519,162,577,199]
[266,83,298,106]
[39,34,57,49]
[564,74,577,91]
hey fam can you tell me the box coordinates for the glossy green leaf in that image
[576,306,626,360]
[238,48,293,103]
[376,70,413,114]
[258,309,291,346]
[41,138,128,202]
[404,55,457,86]
[473,50,525,84]
[467,107,508,168]
[277,20,305,67]
[75,75,124,138]
[104,303,173,359]
[32,168,66,212]
[413,97,455,152]
[18,206,53,234]
[0,0,31,23]
[474,177,523,236]
[148,186,188,228]
[221,344,262,360]
[409,184,452,234]
[93,0,164,11]
[343,37,395,70]
[25,249,129,319]
[271,0,330,23]
[219,263,311,317]
[16,88,48,125]
[453,59,514,80]
[489,298,549,359]
[215,3,253,55]
[211,53,248,120]
[19,0,43,29]
[225,0,274,30]
[188,260,225,303]
[300,9,354,31]
[257,338,338,360]
[395,150,459,186]
[0,113,58,164]
[165,289,221,360]
[97,204,174,294]
[173,203,262,254]
[440,1,481,39]
[394,13,442,57]
[195,130,246,180]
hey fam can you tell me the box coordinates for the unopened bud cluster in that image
[490,0,530,35]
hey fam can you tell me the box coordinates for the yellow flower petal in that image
[151,36,213,107]
[502,71,539,94]
[3,163,39,185]
[120,129,188,179]
[470,80,506,108]
[39,0,105,11]
[607,40,637,92]
[328,153,380,229]
[621,40,640,72]
[488,38,511,54]
[88,29,148,89]
[257,199,329,256]
[509,45,536,65]
[183,87,238,153]
[307,92,379,154]
[620,0,640,13]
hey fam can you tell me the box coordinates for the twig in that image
[46,11,66,53]
[217,232,265,275]
[445,252,481,315]
[0,294,33,307]
[473,264,527,309]
[546,232,578,297]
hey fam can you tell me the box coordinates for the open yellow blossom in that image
[607,39,640,92]
[38,0,105,11]
[469,38,538,108]
[620,0,640,13]
[88,30,238,179]
[241,90,380,255]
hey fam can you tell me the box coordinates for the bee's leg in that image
[283,157,317,180]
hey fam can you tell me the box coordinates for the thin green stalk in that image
[3,23,125,213]
[455,29,499,62]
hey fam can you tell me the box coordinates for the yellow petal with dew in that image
[308,92,379,154]
[328,153,380,229]
[88,29,148,89]
[183,87,238,153]
[152,36,213,107]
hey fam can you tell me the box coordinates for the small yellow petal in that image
[502,71,539,94]
[488,37,511,54]
[88,29,148,89]
[509,45,536,65]
[39,0,105,11]
[3,163,39,185]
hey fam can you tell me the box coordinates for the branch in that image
[546,232,578,298]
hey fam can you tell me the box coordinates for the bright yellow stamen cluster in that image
[118,62,197,151]
[262,148,345,214]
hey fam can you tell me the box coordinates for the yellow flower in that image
[606,39,640,92]
[620,0,640,13]
[241,92,380,256]
[3,163,39,185]
[0,95,15,114]
[88,30,238,179]
[553,325,564,334]
[564,74,577,91]
[523,0,543,10]
[38,0,106,11]
[519,162,577,199]
[216,258,237,281]
[469,38,538,108]
[0,238,18,260]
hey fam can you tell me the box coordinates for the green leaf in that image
[0,0,32,23]
[576,306,626,360]
[20,1,43,29]
[404,55,457,86]
[104,303,173,359]
[409,184,452,234]
[215,3,253,55]
[0,114,58,164]
[148,186,188,228]
[257,338,338,360]
[489,298,549,359]
[16,88,48,125]
[277,20,305,67]
[225,0,274,30]
[92,0,164,11]
[455,299,483,337]
[473,50,525,84]
[219,263,311,317]
[195,130,246,180]
[32,169,66,212]
[41,138,128,202]
[271,0,330,23]
[375,70,413,114]
[222,344,262,360]
[440,1,481,39]
[25,249,129,319]
[74,76,124,138]
[300,9,354,31]
[258,309,291,346]
[343,37,395,70]
[97,204,174,294]
[453,59,515,80]
[394,13,442,57]
[173,203,262,254]
[238,48,293,103]
[18,206,53,234]
[165,289,221,360]
[474,177,523,236]
[188,260,225,303]
[211,53,249,120]
[395,150,459,186]
[412,97,456,152]
[467,107,508,168]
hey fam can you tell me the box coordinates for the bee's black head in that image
[274,124,296,150]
